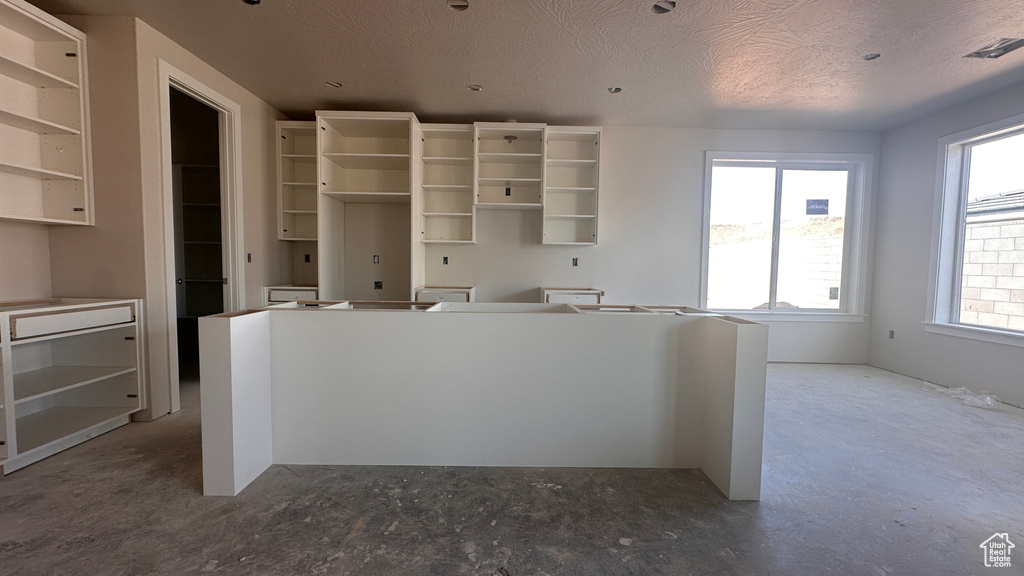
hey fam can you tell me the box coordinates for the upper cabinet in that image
[277,121,317,241]
[543,127,601,245]
[474,123,545,210]
[0,0,93,225]
[421,124,475,243]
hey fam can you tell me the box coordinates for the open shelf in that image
[283,210,317,215]
[478,153,542,164]
[283,181,316,187]
[423,212,472,217]
[16,406,133,453]
[478,178,541,184]
[0,53,78,89]
[547,158,597,168]
[322,153,410,170]
[477,202,543,210]
[546,186,596,192]
[0,161,81,180]
[545,214,597,219]
[14,365,136,403]
[282,154,316,161]
[423,184,472,191]
[0,108,79,134]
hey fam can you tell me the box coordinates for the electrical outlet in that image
[373,254,380,264]
[443,256,449,265]
[374,281,383,290]
[572,257,578,267]
[505,186,511,197]
[888,329,895,339]
[304,254,311,263]
[247,253,252,263]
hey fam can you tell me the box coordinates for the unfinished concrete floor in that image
[1,364,1022,575]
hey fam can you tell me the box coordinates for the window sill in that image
[923,322,1024,348]
[711,311,866,323]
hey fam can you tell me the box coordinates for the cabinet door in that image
[545,292,600,305]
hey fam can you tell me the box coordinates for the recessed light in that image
[447,0,469,11]
[964,38,1024,59]
[652,1,676,14]
[467,84,482,91]
[325,81,342,88]
[863,53,881,61]
[608,87,622,94]
[240,0,260,5]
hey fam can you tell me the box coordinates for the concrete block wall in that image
[960,218,1024,329]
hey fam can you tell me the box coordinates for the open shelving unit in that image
[421,124,475,243]
[317,112,417,300]
[0,0,93,225]
[474,123,545,210]
[543,127,601,245]
[278,121,318,241]
[0,298,143,473]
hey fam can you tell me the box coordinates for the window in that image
[930,115,1024,340]
[702,153,871,317]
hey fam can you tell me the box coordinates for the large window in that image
[932,117,1024,339]
[702,153,870,316]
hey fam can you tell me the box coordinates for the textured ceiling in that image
[26,0,1024,130]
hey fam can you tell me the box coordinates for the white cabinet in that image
[277,121,317,241]
[317,111,418,300]
[415,286,476,303]
[420,124,475,243]
[474,123,545,210]
[0,0,93,225]
[0,298,143,474]
[263,285,318,306]
[540,288,604,305]
[543,127,600,245]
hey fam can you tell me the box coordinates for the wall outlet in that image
[888,329,895,339]
[373,254,380,264]
[304,254,311,263]
[246,253,251,263]
[443,256,449,265]
[572,257,578,267]
[374,281,383,290]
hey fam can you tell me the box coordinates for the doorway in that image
[169,87,224,378]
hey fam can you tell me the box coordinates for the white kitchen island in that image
[199,302,769,500]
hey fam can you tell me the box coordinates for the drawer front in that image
[12,305,134,340]
[268,289,317,302]
[546,292,600,305]
[417,291,471,303]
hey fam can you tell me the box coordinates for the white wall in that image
[426,126,881,363]
[0,221,51,300]
[869,77,1024,408]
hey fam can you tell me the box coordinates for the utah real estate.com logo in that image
[980,533,1014,568]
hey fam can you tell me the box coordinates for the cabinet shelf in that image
[423,212,472,217]
[14,365,136,403]
[321,191,411,203]
[422,184,472,191]
[16,406,134,454]
[0,53,78,89]
[423,156,472,166]
[283,181,316,187]
[476,202,543,210]
[283,210,317,215]
[546,187,596,192]
[545,214,596,219]
[478,178,541,184]
[322,153,409,170]
[282,154,316,161]
[0,161,81,181]
[546,159,597,167]
[478,153,542,164]
[281,237,317,242]
[0,108,79,134]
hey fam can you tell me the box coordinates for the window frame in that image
[926,113,1024,347]
[701,152,873,321]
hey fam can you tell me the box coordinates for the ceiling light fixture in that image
[467,84,482,91]
[652,1,676,14]
[325,81,342,88]
[447,0,469,11]
[608,87,622,94]
[862,53,881,61]
[964,38,1024,59]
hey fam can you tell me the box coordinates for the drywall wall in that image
[0,221,51,300]
[426,126,881,363]
[132,19,286,418]
[869,76,1024,408]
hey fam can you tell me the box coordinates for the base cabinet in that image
[540,287,603,305]
[415,286,476,303]
[263,285,318,306]
[0,298,143,474]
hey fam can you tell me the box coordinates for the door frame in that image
[157,59,245,412]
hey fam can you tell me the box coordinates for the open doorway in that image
[169,87,224,383]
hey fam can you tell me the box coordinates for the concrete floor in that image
[0,364,1022,575]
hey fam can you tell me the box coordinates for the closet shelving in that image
[474,123,545,210]
[543,127,601,245]
[421,124,475,243]
[0,0,93,225]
